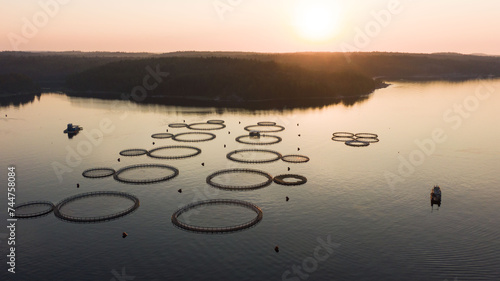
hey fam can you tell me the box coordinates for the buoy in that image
[239,121,241,124]
[117,158,121,162]
[287,167,290,171]
[224,144,226,148]
[122,232,128,238]
[166,129,168,132]
[297,147,300,151]
[183,120,185,122]
[178,189,182,193]
[152,142,155,145]
[77,183,80,188]
[275,246,279,253]
[201,163,205,166]
[228,131,230,134]
[297,123,299,126]
[286,196,289,201]
[298,134,301,137]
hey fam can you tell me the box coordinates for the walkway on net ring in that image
[206,168,273,191]
[113,164,179,184]
[14,201,55,219]
[226,149,282,164]
[53,191,140,223]
[171,199,263,233]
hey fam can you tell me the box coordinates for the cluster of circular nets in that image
[171,199,263,233]
[113,164,179,184]
[151,133,174,139]
[206,168,273,191]
[14,201,55,219]
[226,149,282,164]
[257,121,276,126]
[147,145,201,159]
[82,168,116,178]
[168,123,188,128]
[332,132,379,147]
[235,135,282,145]
[119,149,148,157]
[207,120,225,124]
[187,122,226,131]
[244,124,285,133]
[273,174,308,186]
[172,132,216,142]
[281,154,310,163]
[53,191,140,223]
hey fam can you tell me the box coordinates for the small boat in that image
[249,130,261,137]
[63,123,82,134]
[430,185,441,206]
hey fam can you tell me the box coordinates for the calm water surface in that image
[1,80,499,281]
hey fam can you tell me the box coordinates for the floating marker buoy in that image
[201,163,205,166]
[152,142,155,145]
[166,129,168,132]
[297,147,300,151]
[286,196,289,202]
[228,131,230,134]
[239,121,241,124]
[297,123,299,126]
[117,158,120,162]
[122,232,128,238]
[275,246,279,253]
[287,167,290,171]
[178,189,182,193]
[224,144,226,148]
[298,134,301,137]
[77,183,80,188]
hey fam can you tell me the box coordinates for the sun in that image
[293,0,341,42]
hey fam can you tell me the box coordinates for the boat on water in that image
[430,185,442,206]
[63,123,82,134]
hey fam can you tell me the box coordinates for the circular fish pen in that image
[53,191,140,223]
[244,124,285,133]
[355,133,378,138]
[14,201,55,219]
[172,132,216,143]
[332,136,355,142]
[281,155,310,163]
[147,146,201,159]
[235,135,282,145]
[82,168,116,179]
[226,149,282,164]
[355,137,380,143]
[207,119,225,124]
[114,164,179,184]
[345,140,370,147]
[333,132,354,138]
[187,122,226,131]
[171,199,263,233]
[206,168,273,191]
[273,174,308,186]
[168,123,188,128]
[257,121,277,126]
[119,149,148,157]
[151,133,174,139]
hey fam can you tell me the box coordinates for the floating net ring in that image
[206,168,273,191]
[226,149,282,164]
[187,122,226,131]
[332,136,355,142]
[54,191,140,223]
[14,201,55,219]
[281,155,310,163]
[235,135,282,145]
[345,140,370,147]
[119,149,148,157]
[273,174,308,186]
[172,132,216,143]
[257,121,277,126]
[244,124,285,133]
[151,133,174,139]
[169,123,188,128]
[355,133,378,138]
[333,132,354,138]
[207,119,225,124]
[82,168,116,178]
[114,164,179,184]
[356,137,380,143]
[147,146,201,159]
[171,199,263,234]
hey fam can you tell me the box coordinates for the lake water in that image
[1,80,499,281]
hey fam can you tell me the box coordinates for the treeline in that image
[66,57,377,102]
[0,73,40,95]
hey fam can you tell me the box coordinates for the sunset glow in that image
[293,0,341,42]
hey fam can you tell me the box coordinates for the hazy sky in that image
[1,0,499,54]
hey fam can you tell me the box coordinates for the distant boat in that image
[430,185,442,206]
[63,123,82,133]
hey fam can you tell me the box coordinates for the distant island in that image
[1,51,499,108]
